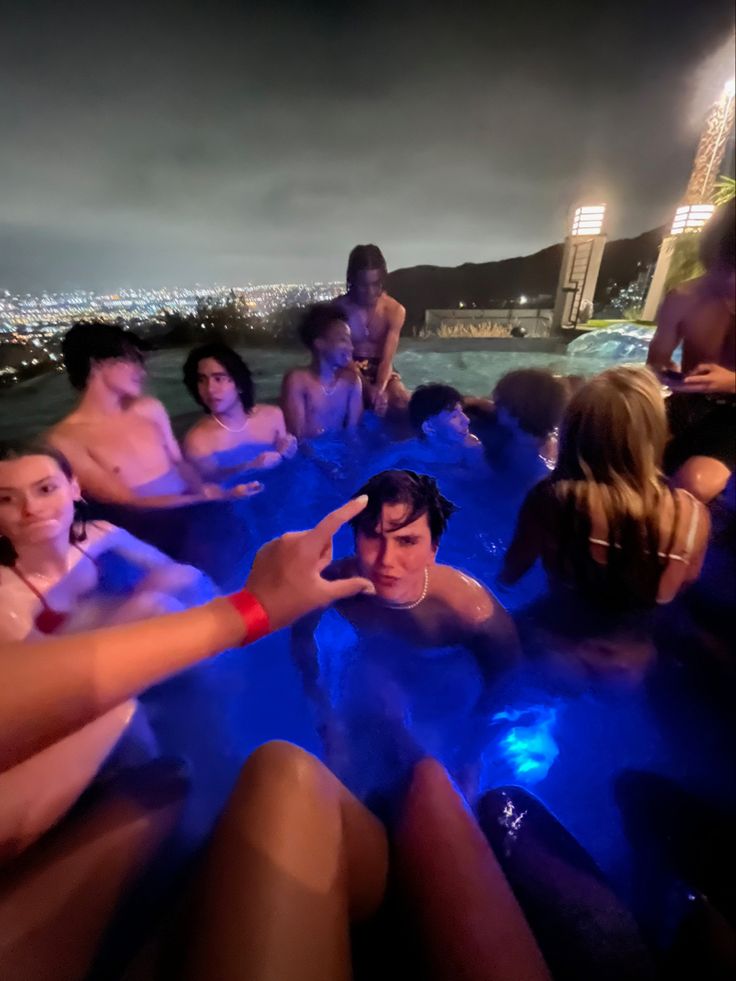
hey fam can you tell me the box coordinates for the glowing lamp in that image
[670,203,714,235]
[723,78,735,100]
[570,204,606,236]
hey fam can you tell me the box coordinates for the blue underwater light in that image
[491,705,559,784]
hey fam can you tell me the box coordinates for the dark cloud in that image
[0,0,734,291]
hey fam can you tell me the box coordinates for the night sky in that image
[1,0,734,292]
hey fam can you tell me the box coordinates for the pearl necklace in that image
[212,413,248,433]
[382,567,429,611]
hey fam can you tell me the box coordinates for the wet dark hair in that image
[409,384,463,436]
[493,369,568,438]
[298,303,349,350]
[346,244,387,289]
[61,321,151,391]
[700,198,735,271]
[350,470,456,546]
[0,439,86,566]
[182,342,255,413]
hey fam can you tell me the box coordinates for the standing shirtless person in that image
[336,244,410,416]
[281,303,363,440]
[647,199,735,502]
[48,323,259,508]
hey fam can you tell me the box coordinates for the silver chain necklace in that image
[212,413,247,433]
[382,567,429,611]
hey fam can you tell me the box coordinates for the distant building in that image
[423,307,553,339]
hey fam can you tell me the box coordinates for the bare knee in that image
[231,740,329,808]
[673,456,731,503]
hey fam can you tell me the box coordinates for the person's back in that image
[500,367,709,684]
[502,367,709,607]
[520,479,707,611]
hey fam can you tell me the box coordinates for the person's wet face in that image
[0,455,79,548]
[355,503,436,603]
[423,403,470,443]
[196,357,241,415]
[350,268,384,307]
[94,351,146,398]
[315,320,354,369]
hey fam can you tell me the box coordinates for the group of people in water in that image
[0,205,734,979]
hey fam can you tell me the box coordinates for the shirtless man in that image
[48,323,260,508]
[647,199,736,502]
[183,341,297,482]
[381,384,484,473]
[281,303,363,440]
[291,470,520,794]
[336,244,410,416]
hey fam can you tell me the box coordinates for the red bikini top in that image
[11,544,95,635]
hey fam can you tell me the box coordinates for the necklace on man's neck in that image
[212,412,247,433]
[318,366,340,396]
[382,567,429,611]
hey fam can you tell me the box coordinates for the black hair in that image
[182,342,255,413]
[350,470,456,546]
[492,369,568,438]
[298,303,349,351]
[346,244,387,289]
[0,439,87,566]
[408,384,463,436]
[700,198,735,271]
[61,321,151,391]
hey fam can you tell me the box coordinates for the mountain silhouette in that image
[385,226,664,330]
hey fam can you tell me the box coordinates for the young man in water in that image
[380,384,485,473]
[291,470,520,797]
[48,323,259,508]
[336,244,410,416]
[647,199,735,502]
[465,369,568,500]
[183,341,297,481]
[281,303,363,440]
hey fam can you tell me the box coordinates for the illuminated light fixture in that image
[670,203,714,235]
[570,204,606,236]
[723,77,735,100]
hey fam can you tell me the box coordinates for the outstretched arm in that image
[281,372,308,440]
[291,610,333,721]
[346,376,363,429]
[0,497,375,774]
[498,485,546,586]
[375,301,405,395]
[647,291,683,373]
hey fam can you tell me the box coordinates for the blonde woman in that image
[499,366,710,684]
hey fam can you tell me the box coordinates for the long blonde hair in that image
[549,366,675,606]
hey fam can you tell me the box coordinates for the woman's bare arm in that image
[0,497,374,774]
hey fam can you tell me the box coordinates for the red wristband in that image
[226,589,271,643]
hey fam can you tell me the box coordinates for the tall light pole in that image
[641,77,735,322]
[552,204,607,333]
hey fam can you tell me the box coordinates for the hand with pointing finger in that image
[245,495,375,631]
